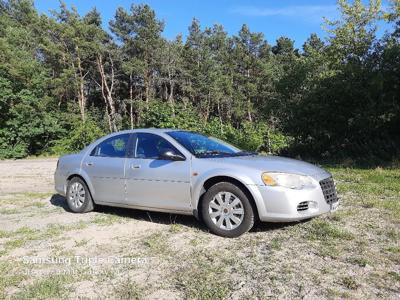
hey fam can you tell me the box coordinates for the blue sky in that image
[34,0,393,48]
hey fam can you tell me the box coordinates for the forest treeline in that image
[0,0,399,162]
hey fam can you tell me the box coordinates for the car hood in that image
[207,155,330,178]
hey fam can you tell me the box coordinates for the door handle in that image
[131,164,141,169]
[86,162,94,167]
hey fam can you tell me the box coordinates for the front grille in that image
[319,177,338,205]
[297,201,309,212]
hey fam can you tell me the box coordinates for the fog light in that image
[309,201,318,209]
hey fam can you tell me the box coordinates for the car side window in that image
[135,133,181,159]
[91,134,130,158]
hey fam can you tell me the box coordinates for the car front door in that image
[82,133,131,204]
[125,132,191,212]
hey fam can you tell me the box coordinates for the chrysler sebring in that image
[54,129,339,237]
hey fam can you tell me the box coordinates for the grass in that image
[346,256,369,267]
[386,246,400,253]
[74,238,90,247]
[329,167,400,219]
[388,271,400,282]
[92,214,126,226]
[13,274,71,299]
[0,222,89,253]
[0,208,19,215]
[21,192,54,200]
[306,219,354,241]
[169,223,184,233]
[112,280,144,300]
[0,192,52,215]
[3,227,40,251]
[0,261,26,299]
[341,276,360,290]
[326,288,350,299]
[142,232,169,255]
[269,237,282,250]
[1,192,53,202]
[174,249,232,300]
[0,230,10,238]
[29,201,47,208]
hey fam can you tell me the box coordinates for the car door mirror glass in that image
[159,150,185,161]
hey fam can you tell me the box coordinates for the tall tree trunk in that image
[71,55,87,122]
[217,99,223,134]
[104,101,112,132]
[78,79,86,121]
[136,91,142,126]
[246,69,252,122]
[129,73,134,129]
[204,91,211,122]
[76,52,86,121]
[168,69,175,108]
[168,82,174,104]
[163,82,168,100]
[266,127,271,154]
[247,100,253,122]
[96,54,118,132]
[144,55,150,110]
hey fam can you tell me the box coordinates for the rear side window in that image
[91,134,130,158]
[135,133,181,159]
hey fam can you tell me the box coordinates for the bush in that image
[138,101,292,154]
[50,118,105,155]
[16,99,291,158]
[202,118,290,154]
[138,101,201,131]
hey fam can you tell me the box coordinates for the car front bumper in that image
[248,177,339,222]
[54,169,67,196]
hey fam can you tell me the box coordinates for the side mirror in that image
[159,150,186,161]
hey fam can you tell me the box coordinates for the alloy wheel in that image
[69,182,85,208]
[208,191,244,230]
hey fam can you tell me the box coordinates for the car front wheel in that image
[201,182,255,238]
[66,177,94,213]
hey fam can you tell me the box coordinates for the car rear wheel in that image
[66,177,94,213]
[201,182,255,238]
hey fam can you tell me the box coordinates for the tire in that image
[201,182,255,238]
[66,177,94,213]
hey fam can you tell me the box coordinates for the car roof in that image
[112,128,187,135]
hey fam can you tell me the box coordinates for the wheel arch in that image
[66,173,96,203]
[195,175,260,221]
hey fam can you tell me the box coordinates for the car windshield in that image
[167,131,255,158]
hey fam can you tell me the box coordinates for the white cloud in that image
[230,4,338,22]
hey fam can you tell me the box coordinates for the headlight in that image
[261,172,315,189]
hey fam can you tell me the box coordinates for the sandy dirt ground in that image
[0,159,398,299]
[0,158,57,195]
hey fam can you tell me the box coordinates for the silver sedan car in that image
[54,129,339,237]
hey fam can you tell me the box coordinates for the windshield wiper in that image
[234,151,258,156]
[197,150,233,157]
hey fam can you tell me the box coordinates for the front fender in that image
[191,168,262,213]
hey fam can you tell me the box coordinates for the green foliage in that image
[203,119,264,151]
[138,100,201,131]
[50,118,105,155]
[139,102,289,153]
[0,0,398,162]
[203,119,290,153]
[272,0,400,162]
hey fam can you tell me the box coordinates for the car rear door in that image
[125,132,191,212]
[82,133,131,204]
